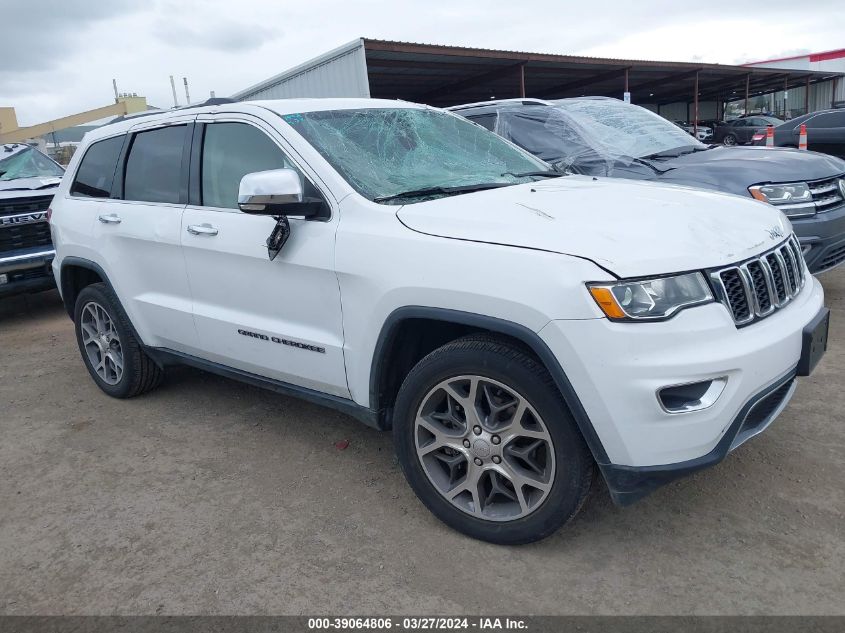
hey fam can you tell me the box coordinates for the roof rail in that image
[448,98,551,111]
[107,97,238,125]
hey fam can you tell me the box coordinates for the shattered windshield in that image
[495,100,705,173]
[281,108,552,203]
[0,146,64,181]
[552,99,705,159]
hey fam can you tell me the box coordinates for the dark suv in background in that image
[0,143,63,297]
[715,116,784,146]
[450,97,845,273]
[752,109,845,158]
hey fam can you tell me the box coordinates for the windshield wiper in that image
[500,170,565,179]
[639,145,700,160]
[373,182,511,203]
[630,157,675,174]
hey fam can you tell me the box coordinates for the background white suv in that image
[49,98,829,544]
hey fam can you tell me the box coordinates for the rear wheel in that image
[393,336,593,544]
[73,283,163,398]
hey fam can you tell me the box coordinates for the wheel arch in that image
[369,306,610,465]
[59,257,115,319]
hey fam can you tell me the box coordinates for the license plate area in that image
[798,308,830,376]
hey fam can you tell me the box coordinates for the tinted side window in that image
[467,113,497,131]
[124,125,186,204]
[806,112,845,128]
[70,136,124,198]
[201,122,298,209]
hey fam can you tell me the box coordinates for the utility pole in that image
[112,79,119,104]
[183,77,191,105]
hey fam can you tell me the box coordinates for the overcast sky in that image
[3,0,843,126]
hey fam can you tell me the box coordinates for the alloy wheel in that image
[80,301,124,385]
[414,375,556,522]
[723,134,737,146]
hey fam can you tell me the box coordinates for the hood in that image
[396,176,791,278]
[654,146,845,195]
[0,177,61,196]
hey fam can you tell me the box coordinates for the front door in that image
[180,116,349,398]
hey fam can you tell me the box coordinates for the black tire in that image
[393,335,594,545]
[723,133,737,146]
[73,282,163,398]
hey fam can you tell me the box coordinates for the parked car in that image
[451,97,845,273]
[50,98,828,544]
[673,120,713,141]
[0,143,63,297]
[751,109,845,159]
[715,116,784,146]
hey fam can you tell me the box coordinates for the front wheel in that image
[393,336,594,544]
[723,133,737,146]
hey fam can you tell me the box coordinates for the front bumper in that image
[790,203,845,273]
[0,248,56,297]
[539,275,825,502]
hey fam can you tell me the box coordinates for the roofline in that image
[231,38,365,100]
[360,38,836,77]
[743,48,845,66]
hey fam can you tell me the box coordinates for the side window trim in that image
[68,133,127,199]
[192,114,336,216]
[191,117,331,215]
[117,122,192,205]
[188,122,204,207]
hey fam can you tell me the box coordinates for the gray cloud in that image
[0,0,143,74]
[153,20,278,52]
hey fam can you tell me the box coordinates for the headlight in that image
[588,273,713,321]
[749,183,814,217]
[839,178,845,199]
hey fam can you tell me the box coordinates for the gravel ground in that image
[0,271,843,615]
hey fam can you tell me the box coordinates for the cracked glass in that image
[281,108,551,203]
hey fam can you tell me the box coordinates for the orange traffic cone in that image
[765,125,774,148]
[798,123,808,150]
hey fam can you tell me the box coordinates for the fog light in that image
[658,377,728,414]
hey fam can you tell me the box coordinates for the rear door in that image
[180,114,348,397]
[90,116,198,351]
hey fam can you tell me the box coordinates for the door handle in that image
[98,213,122,224]
[187,223,219,236]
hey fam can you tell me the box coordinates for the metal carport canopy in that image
[360,39,842,108]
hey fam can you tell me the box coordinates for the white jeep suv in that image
[49,98,829,544]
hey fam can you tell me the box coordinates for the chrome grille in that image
[779,176,845,217]
[710,235,806,326]
[0,195,53,218]
[809,177,844,213]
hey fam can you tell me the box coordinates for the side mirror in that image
[238,168,322,218]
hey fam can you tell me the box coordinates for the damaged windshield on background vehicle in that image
[281,108,553,203]
[0,146,64,181]
[498,100,708,175]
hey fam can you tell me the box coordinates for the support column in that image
[693,71,699,136]
[805,76,810,114]
[624,68,629,99]
[519,64,526,98]
[745,74,750,115]
[783,76,789,117]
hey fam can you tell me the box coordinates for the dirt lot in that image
[1,272,844,616]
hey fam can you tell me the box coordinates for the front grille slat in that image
[0,195,53,218]
[710,237,806,327]
[808,176,844,213]
[0,222,52,254]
